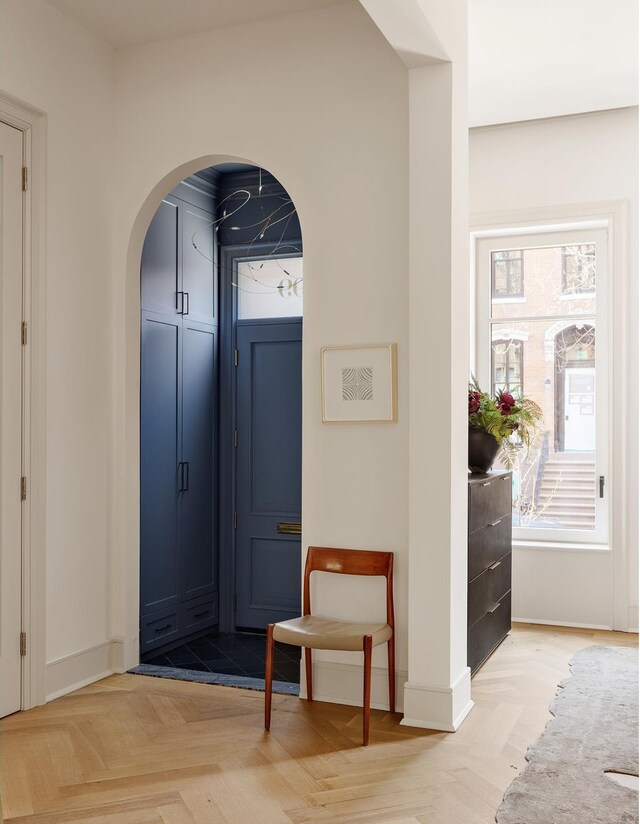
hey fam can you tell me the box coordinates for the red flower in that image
[498,402,512,416]
[468,391,481,414]
[498,391,516,408]
[508,422,520,431]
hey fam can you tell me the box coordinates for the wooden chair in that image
[264,546,395,746]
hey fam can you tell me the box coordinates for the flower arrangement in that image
[468,376,543,462]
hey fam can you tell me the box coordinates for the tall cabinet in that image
[140,183,218,656]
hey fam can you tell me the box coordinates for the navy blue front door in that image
[234,319,302,628]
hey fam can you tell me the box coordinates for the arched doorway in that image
[137,161,303,685]
[554,323,596,453]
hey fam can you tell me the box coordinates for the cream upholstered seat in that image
[265,546,395,746]
[273,615,392,651]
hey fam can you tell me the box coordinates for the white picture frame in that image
[321,343,398,423]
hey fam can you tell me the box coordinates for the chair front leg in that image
[387,634,395,714]
[305,647,313,701]
[362,635,372,746]
[265,624,275,731]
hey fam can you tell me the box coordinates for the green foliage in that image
[468,375,543,464]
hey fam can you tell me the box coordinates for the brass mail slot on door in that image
[277,522,302,535]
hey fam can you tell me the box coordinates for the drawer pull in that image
[488,602,501,614]
[193,610,208,619]
[489,520,502,527]
[154,623,172,633]
[481,481,491,487]
[488,560,502,571]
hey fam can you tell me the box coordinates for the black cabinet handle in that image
[184,461,189,491]
[177,291,184,313]
[154,624,172,633]
[183,291,190,315]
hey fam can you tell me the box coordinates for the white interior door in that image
[1,121,24,717]
[564,367,596,452]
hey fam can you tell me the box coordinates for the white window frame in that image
[474,223,610,547]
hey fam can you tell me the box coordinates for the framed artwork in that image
[321,343,397,423]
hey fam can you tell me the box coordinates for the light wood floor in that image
[1,624,636,823]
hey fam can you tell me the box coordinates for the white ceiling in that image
[46,0,346,48]
[469,0,639,126]
[46,0,638,125]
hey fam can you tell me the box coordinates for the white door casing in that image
[0,121,24,717]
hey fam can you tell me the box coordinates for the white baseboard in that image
[512,616,613,631]
[45,638,125,702]
[301,658,405,712]
[628,606,639,634]
[400,666,473,732]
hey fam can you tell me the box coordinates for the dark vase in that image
[468,427,500,474]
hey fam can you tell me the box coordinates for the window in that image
[492,339,523,396]
[492,249,523,297]
[236,255,303,320]
[476,227,608,544]
[562,244,596,295]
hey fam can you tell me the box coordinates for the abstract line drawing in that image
[342,367,374,401]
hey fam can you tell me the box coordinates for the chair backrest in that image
[303,546,394,628]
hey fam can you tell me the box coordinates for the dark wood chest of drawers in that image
[468,470,512,675]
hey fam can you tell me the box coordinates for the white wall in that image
[112,2,412,708]
[0,0,117,696]
[470,107,639,631]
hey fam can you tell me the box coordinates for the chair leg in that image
[305,647,313,701]
[363,635,372,746]
[387,635,396,714]
[265,624,275,731]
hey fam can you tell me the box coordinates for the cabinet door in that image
[181,320,217,601]
[141,197,180,316]
[182,203,216,325]
[140,313,181,615]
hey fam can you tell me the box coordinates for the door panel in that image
[235,320,302,628]
[0,122,24,716]
[141,198,179,316]
[181,321,217,599]
[140,315,181,614]
[182,204,216,325]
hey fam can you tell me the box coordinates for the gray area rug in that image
[129,663,299,696]
[496,645,638,824]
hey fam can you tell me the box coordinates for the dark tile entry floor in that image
[142,631,301,684]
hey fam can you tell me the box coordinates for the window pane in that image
[492,250,522,297]
[236,256,303,320]
[491,243,596,319]
[491,319,597,532]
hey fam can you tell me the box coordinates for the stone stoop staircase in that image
[537,457,597,529]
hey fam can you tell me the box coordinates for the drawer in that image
[468,591,511,675]
[140,608,180,654]
[468,473,512,533]
[183,596,218,633]
[468,515,512,581]
[468,552,511,628]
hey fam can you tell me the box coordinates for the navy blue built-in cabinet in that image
[140,183,218,656]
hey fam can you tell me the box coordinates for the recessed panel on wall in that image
[181,321,217,599]
[251,338,302,514]
[183,205,216,325]
[140,316,180,612]
[141,198,179,316]
[250,537,301,610]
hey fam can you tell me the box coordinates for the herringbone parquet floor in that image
[1,624,636,823]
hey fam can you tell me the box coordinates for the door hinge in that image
[599,475,605,498]
[233,511,237,529]
[234,429,238,448]
[21,321,27,345]
[22,167,28,191]
[20,476,27,500]
[234,348,239,367]
[20,632,27,656]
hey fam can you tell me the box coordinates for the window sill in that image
[513,539,611,553]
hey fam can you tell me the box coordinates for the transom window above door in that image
[236,255,303,320]
[475,226,609,545]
